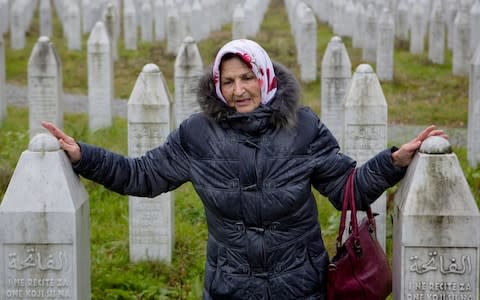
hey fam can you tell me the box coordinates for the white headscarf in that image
[212,39,278,105]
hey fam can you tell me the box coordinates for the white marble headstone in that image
[428,3,446,64]
[174,36,203,127]
[28,36,64,139]
[393,137,480,300]
[128,64,174,263]
[468,46,480,167]
[0,133,91,300]
[123,0,138,50]
[321,36,352,148]
[453,4,471,76]
[140,0,154,42]
[344,64,388,250]
[0,33,5,124]
[376,8,394,81]
[40,0,53,37]
[87,22,113,131]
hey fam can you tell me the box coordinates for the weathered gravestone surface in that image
[123,0,138,50]
[0,0,8,35]
[128,64,174,263]
[393,136,480,300]
[191,0,204,41]
[344,64,388,250]
[103,2,119,61]
[65,2,81,51]
[166,5,181,56]
[232,4,246,40]
[410,2,427,55]
[10,0,26,50]
[174,36,203,128]
[39,0,53,38]
[28,36,64,139]
[468,46,480,168]
[140,0,153,43]
[87,21,113,131]
[0,133,91,300]
[471,0,480,54]
[395,0,410,41]
[362,3,377,63]
[0,33,5,124]
[453,3,471,76]
[376,7,394,81]
[296,2,317,83]
[428,3,445,65]
[321,36,352,148]
[153,0,166,41]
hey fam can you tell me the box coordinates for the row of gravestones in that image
[0,63,478,299]
[2,0,270,54]
[300,0,480,77]
[19,29,204,137]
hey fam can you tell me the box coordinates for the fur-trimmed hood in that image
[197,61,300,129]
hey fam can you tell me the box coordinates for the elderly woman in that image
[43,39,446,299]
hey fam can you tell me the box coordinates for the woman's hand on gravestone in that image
[391,125,448,167]
[41,121,82,163]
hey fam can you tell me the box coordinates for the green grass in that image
[1,0,480,299]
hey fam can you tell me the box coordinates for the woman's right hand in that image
[41,121,81,163]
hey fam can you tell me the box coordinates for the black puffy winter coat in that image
[73,62,406,299]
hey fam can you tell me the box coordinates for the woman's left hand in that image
[391,125,448,167]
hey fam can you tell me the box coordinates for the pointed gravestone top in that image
[28,133,60,152]
[419,136,452,154]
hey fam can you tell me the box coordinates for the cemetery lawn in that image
[1,0,479,299]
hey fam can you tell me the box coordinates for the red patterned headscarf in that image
[212,39,278,105]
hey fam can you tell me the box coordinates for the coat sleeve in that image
[308,112,407,210]
[72,128,190,198]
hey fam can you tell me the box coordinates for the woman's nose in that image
[233,80,245,95]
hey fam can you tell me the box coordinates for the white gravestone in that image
[376,7,394,81]
[445,0,458,51]
[174,36,203,127]
[321,36,352,148]
[128,64,174,263]
[297,3,317,83]
[0,133,91,300]
[393,136,480,300]
[10,0,26,50]
[153,0,166,41]
[232,4,246,40]
[410,2,427,55]
[468,46,480,167]
[395,0,410,41]
[0,0,8,35]
[65,2,82,51]
[180,1,192,40]
[103,3,119,61]
[352,1,365,49]
[28,36,64,139]
[191,0,203,41]
[140,0,153,42]
[123,0,138,50]
[453,4,471,76]
[344,64,388,250]
[0,33,5,124]
[166,6,181,56]
[39,0,53,37]
[362,3,377,63]
[428,3,446,64]
[471,0,480,54]
[87,22,113,131]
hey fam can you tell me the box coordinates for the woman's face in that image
[220,56,262,113]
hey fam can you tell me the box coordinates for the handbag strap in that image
[336,169,375,249]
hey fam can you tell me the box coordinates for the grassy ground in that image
[1,0,479,299]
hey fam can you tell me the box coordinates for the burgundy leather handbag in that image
[327,170,392,300]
